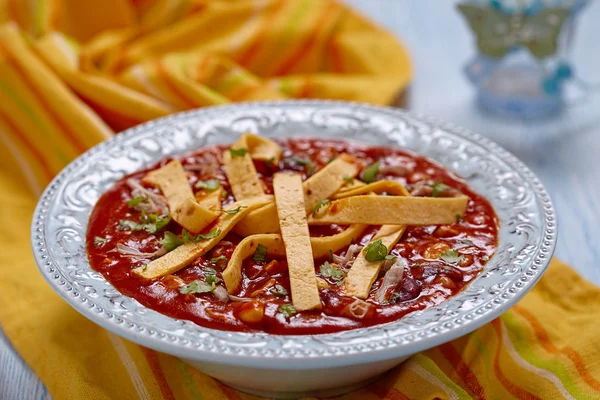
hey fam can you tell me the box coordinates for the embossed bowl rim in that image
[31,100,557,369]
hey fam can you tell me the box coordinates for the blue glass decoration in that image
[458,0,589,118]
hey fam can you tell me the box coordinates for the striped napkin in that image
[1,1,599,399]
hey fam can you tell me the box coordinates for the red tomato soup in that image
[86,138,498,334]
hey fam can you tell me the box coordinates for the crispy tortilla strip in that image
[233,157,359,236]
[345,225,406,298]
[223,133,281,200]
[143,160,219,233]
[195,187,222,210]
[222,234,286,293]
[333,180,409,198]
[222,224,368,292]
[310,224,367,259]
[273,173,321,311]
[132,195,272,280]
[308,196,469,226]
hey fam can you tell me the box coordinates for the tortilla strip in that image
[308,195,469,226]
[233,157,359,236]
[333,180,409,198]
[195,187,222,210]
[345,225,406,298]
[143,160,219,233]
[132,195,272,280]
[273,173,321,311]
[222,224,368,292]
[223,133,281,200]
[222,234,286,293]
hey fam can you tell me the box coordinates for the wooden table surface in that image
[2,1,599,398]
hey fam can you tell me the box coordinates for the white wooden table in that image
[2,1,599,398]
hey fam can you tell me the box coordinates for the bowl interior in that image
[31,101,556,367]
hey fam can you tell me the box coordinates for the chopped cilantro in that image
[306,163,315,176]
[456,214,463,222]
[329,249,334,262]
[440,249,464,264]
[205,274,222,286]
[159,231,182,251]
[210,255,228,263]
[458,239,476,247]
[93,236,108,246]
[319,261,346,282]
[312,199,330,216]
[431,181,451,198]
[278,304,297,318]
[229,147,249,158]
[203,267,218,276]
[142,264,148,272]
[181,229,195,243]
[220,206,247,215]
[221,189,228,198]
[360,161,380,183]
[195,179,221,191]
[269,284,288,297]
[266,157,277,168]
[127,196,147,207]
[363,239,396,262]
[285,156,311,166]
[179,280,215,294]
[196,228,221,240]
[252,243,268,263]
[343,175,354,184]
[120,213,171,234]
[118,219,141,231]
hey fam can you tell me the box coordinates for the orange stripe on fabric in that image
[155,59,197,109]
[3,51,88,154]
[236,0,287,68]
[273,1,337,76]
[513,305,600,392]
[368,383,411,400]
[491,319,543,400]
[216,380,244,400]
[140,347,176,400]
[328,39,344,73]
[439,342,487,399]
[77,91,142,132]
[0,108,54,181]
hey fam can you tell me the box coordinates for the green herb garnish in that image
[440,249,464,264]
[363,239,396,262]
[205,274,222,286]
[196,228,221,240]
[343,175,354,184]
[127,196,147,207]
[118,219,141,231]
[252,243,268,263]
[360,161,380,183]
[431,181,451,198]
[329,249,334,262]
[456,214,463,222]
[319,261,346,282]
[203,267,218,276]
[210,255,228,263]
[159,231,183,251]
[266,157,276,168]
[181,229,195,243]
[120,213,171,233]
[94,236,108,246]
[220,205,247,215]
[179,280,215,294]
[458,239,476,247]
[269,284,288,297]
[312,199,330,216]
[278,304,297,318]
[229,147,249,158]
[285,157,311,166]
[195,179,221,191]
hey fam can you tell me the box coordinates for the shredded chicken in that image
[183,153,220,175]
[376,258,406,303]
[379,164,413,176]
[212,285,230,303]
[126,179,168,214]
[333,244,362,266]
[348,299,371,319]
[112,243,167,258]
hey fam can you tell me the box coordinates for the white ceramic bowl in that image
[31,101,556,398]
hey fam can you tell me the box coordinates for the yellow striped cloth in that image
[0,1,599,399]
